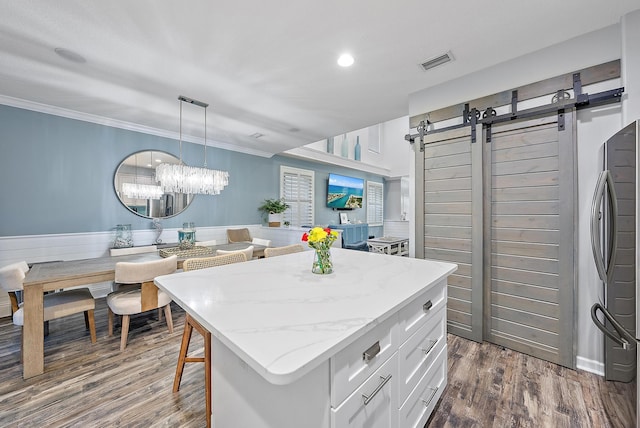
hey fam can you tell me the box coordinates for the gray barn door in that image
[416,112,577,368]
[483,113,576,368]
[417,127,484,342]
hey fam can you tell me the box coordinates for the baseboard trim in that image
[576,355,604,376]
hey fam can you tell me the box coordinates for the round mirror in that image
[114,150,195,219]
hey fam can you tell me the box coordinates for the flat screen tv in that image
[327,173,364,209]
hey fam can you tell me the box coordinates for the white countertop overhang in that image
[155,248,457,385]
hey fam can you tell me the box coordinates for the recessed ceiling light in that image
[54,48,86,64]
[337,54,354,67]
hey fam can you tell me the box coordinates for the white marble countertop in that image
[154,248,457,385]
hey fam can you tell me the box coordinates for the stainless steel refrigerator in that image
[590,120,638,424]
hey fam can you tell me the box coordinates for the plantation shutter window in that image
[280,166,314,227]
[366,181,383,226]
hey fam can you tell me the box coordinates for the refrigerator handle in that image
[605,170,619,286]
[591,303,636,350]
[590,170,618,285]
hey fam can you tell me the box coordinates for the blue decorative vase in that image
[327,137,334,154]
[354,136,361,161]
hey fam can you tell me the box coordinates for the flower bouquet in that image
[302,227,339,274]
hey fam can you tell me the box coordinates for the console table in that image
[155,249,457,427]
[367,236,409,256]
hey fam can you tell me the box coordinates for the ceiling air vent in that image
[420,51,453,71]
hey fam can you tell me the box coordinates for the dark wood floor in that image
[428,335,635,428]
[0,299,635,427]
[0,299,207,427]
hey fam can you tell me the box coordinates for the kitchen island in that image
[155,248,457,428]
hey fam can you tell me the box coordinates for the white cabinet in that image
[332,353,399,428]
[330,279,447,428]
[398,306,446,406]
[398,344,447,428]
[332,315,398,406]
[397,278,446,343]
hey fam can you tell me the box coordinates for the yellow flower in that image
[308,227,328,243]
[302,227,338,248]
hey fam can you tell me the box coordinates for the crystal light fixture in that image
[122,183,164,200]
[122,151,163,199]
[156,96,229,195]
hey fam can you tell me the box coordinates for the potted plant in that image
[258,198,289,227]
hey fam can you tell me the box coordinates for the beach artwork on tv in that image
[327,173,364,209]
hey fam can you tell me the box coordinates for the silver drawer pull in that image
[362,374,392,405]
[421,387,439,407]
[362,341,381,363]
[423,300,433,312]
[418,339,438,355]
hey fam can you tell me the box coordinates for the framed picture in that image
[340,212,349,224]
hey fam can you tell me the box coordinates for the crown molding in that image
[0,95,274,158]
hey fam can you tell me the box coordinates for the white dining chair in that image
[216,245,254,260]
[251,237,272,247]
[110,245,160,292]
[107,255,178,350]
[0,261,97,355]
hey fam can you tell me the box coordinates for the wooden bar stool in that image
[173,252,247,428]
[173,314,212,426]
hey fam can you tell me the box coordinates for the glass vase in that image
[312,247,333,274]
[114,224,133,248]
[178,222,196,249]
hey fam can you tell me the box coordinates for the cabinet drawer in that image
[332,352,398,428]
[398,305,446,406]
[331,315,397,407]
[398,344,447,428]
[397,278,446,344]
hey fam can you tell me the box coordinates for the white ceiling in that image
[1,1,639,157]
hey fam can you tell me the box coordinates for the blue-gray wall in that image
[0,105,383,237]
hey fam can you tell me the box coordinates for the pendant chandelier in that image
[156,96,229,195]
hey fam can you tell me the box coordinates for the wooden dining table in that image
[20,242,264,379]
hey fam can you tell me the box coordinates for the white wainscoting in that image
[383,220,410,238]
[0,224,263,318]
[257,226,342,248]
